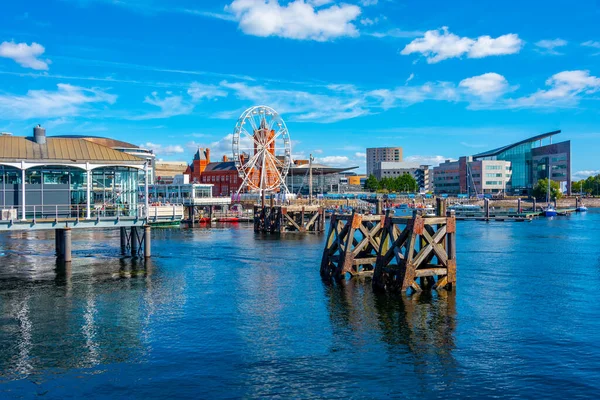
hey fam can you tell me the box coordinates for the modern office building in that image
[433,130,571,196]
[373,161,432,192]
[433,157,511,195]
[472,130,570,195]
[366,147,403,177]
[286,162,358,195]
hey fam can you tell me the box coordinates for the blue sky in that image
[0,0,599,178]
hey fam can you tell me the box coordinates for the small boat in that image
[543,205,557,217]
[576,205,588,212]
[218,217,240,223]
[448,203,482,213]
[198,217,211,223]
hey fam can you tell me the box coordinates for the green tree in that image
[533,178,563,201]
[397,173,418,193]
[364,174,379,192]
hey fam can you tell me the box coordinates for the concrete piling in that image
[120,227,127,255]
[144,225,151,258]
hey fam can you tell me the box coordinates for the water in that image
[1,211,600,399]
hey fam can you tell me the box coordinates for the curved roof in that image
[473,130,561,158]
[0,136,145,164]
[52,135,140,149]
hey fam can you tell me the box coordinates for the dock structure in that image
[253,204,325,233]
[321,200,457,295]
[320,213,384,280]
[372,210,456,294]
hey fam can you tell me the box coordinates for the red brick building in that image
[185,148,210,183]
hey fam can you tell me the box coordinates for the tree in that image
[364,174,379,192]
[397,173,418,193]
[533,178,562,201]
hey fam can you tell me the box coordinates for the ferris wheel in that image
[232,106,292,194]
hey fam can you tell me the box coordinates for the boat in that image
[542,175,557,217]
[447,203,482,213]
[576,205,588,212]
[543,205,557,217]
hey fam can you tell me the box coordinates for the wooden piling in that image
[436,198,446,217]
[320,211,384,280]
[518,198,522,214]
[372,212,456,294]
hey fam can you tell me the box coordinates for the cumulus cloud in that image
[0,83,115,119]
[225,0,361,41]
[572,170,600,181]
[141,142,185,156]
[400,27,523,63]
[315,155,352,166]
[0,41,50,70]
[535,38,568,55]
[459,73,511,99]
[507,70,600,108]
[581,40,600,49]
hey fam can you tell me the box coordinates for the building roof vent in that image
[33,124,46,144]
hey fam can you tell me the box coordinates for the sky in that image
[0,0,599,179]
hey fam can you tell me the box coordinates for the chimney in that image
[33,124,46,144]
[222,155,229,162]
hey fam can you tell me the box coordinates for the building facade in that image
[472,130,570,195]
[0,127,147,220]
[366,147,403,177]
[433,157,511,195]
[373,162,432,192]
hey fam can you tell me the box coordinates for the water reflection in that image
[324,278,457,380]
[0,256,158,383]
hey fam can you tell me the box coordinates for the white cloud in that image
[141,142,185,156]
[130,92,194,120]
[355,152,366,158]
[0,41,50,70]
[404,155,449,167]
[225,0,361,41]
[507,70,600,108]
[459,73,511,99]
[187,82,228,100]
[535,39,568,55]
[581,40,600,49]
[0,83,116,119]
[315,155,352,166]
[572,170,600,181]
[400,27,523,63]
[219,80,371,122]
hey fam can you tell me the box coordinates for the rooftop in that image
[472,130,561,159]
[0,136,146,164]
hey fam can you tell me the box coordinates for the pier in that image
[254,204,325,233]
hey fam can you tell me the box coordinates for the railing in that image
[0,204,141,221]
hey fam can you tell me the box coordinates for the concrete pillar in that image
[120,227,127,255]
[86,165,91,220]
[517,198,522,214]
[131,227,139,257]
[144,225,151,258]
[21,168,26,221]
[63,229,72,263]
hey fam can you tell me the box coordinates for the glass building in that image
[0,127,148,220]
[472,130,570,195]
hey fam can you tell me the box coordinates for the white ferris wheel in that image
[232,106,292,195]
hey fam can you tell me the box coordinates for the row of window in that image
[200,174,238,184]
